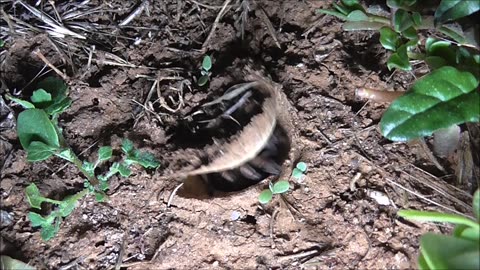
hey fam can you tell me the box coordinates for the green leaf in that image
[198,75,209,86]
[55,148,75,163]
[28,212,47,227]
[380,67,480,141]
[202,55,212,71]
[35,77,71,115]
[258,189,273,204]
[26,141,57,162]
[426,38,456,65]
[474,189,479,221]
[292,168,304,179]
[380,27,400,51]
[387,0,416,9]
[420,233,479,270]
[434,0,480,26]
[44,97,72,116]
[121,139,134,155]
[5,94,36,109]
[296,162,308,172]
[398,209,479,229]
[95,192,107,202]
[40,220,60,241]
[98,180,108,191]
[412,12,422,26]
[453,225,480,242]
[25,183,44,209]
[0,255,37,270]
[117,163,132,177]
[98,146,113,162]
[316,9,348,20]
[272,181,290,194]
[82,161,95,178]
[126,150,160,169]
[17,109,60,149]
[58,198,77,217]
[31,89,52,104]
[425,56,448,70]
[341,0,365,12]
[393,9,413,32]
[387,45,412,71]
[346,10,369,21]
[402,26,417,40]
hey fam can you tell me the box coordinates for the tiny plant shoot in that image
[398,189,480,270]
[318,0,480,142]
[259,162,308,204]
[7,77,160,240]
[198,55,212,86]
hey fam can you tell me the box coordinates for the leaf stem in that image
[70,150,99,186]
[42,198,63,205]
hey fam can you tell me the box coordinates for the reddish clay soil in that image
[1,1,477,269]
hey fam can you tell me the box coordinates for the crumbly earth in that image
[0,1,476,269]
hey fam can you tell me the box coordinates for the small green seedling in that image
[398,189,480,270]
[292,161,308,180]
[198,55,212,86]
[258,162,308,204]
[8,77,160,240]
[318,0,480,142]
[258,180,290,204]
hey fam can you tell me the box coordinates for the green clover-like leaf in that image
[272,181,290,194]
[258,189,273,204]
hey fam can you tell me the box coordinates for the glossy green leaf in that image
[474,189,479,221]
[258,189,273,204]
[17,109,60,149]
[0,255,37,270]
[25,183,44,209]
[26,141,57,162]
[296,162,307,172]
[402,26,417,40]
[434,0,480,26]
[380,27,400,51]
[426,38,456,65]
[425,56,448,70]
[272,181,290,194]
[44,97,72,116]
[380,67,479,141]
[98,146,113,162]
[387,0,416,9]
[346,10,369,21]
[343,21,386,31]
[393,9,413,32]
[126,150,160,169]
[412,12,422,26]
[420,233,480,270]
[387,44,412,71]
[31,89,52,104]
[397,209,478,228]
[202,55,212,71]
[292,168,304,179]
[5,94,35,109]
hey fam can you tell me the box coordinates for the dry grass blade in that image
[16,1,85,39]
[202,0,232,49]
[257,8,281,49]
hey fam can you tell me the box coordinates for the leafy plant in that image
[7,77,160,240]
[258,162,308,204]
[198,55,212,86]
[318,0,480,141]
[398,189,480,270]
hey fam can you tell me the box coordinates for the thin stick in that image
[202,0,232,49]
[119,0,149,26]
[33,50,69,81]
[167,183,184,207]
[257,8,281,49]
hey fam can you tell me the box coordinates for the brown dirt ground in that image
[1,1,477,269]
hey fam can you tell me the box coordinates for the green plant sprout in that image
[318,0,480,142]
[7,77,160,240]
[198,55,212,86]
[398,189,480,270]
[259,162,308,204]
